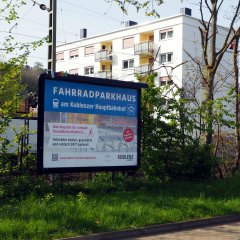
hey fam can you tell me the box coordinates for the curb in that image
[59,214,240,240]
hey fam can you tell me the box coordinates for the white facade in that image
[56,11,234,92]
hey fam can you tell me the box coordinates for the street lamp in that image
[39,4,49,11]
[32,0,56,73]
[31,1,50,12]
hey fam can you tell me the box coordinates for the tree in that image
[182,1,240,176]
[112,0,239,136]
[112,0,240,175]
[139,73,215,179]
[109,0,164,17]
[0,1,46,174]
[1,0,47,95]
[0,0,46,111]
[184,1,240,145]
[22,62,45,93]
[232,33,240,173]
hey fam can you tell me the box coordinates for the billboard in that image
[37,73,147,173]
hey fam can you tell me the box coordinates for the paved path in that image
[62,216,240,240]
[128,222,240,240]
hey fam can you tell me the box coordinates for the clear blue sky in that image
[0,0,237,68]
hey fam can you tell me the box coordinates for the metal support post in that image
[48,0,57,73]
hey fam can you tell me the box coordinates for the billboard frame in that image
[37,73,147,174]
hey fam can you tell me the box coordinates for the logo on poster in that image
[53,99,59,108]
[123,128,134,142]
[127,105,136,115]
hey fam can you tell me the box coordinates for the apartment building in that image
[56,8,233,92]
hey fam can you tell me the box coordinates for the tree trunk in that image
[233,34,240,174]
[205,70,215,145]
[203,1,217,145]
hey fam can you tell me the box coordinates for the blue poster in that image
[42,79,139,169]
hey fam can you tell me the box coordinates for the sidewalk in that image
[60,215,240,240]
[128,222,240,240]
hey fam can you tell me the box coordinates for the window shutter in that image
[69,49,79,58]
[85,46,94,55]
[123,37,134,48]
[56,52,64,61]
[69,68,78,74]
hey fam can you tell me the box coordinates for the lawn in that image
[0,173,240,239]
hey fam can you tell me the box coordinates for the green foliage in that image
[44,192,54,202]
[1,0,26,23]
[1,1,47,59]
[1,175,240,239]
[0,175,40,201]
[0,1,45,176]
[0,61,27,175]
[139,73,216,179]
[76,191,87,205]
[0,1,47,98]
[85,172,138,193]
[0,120,37,175]
[109,0,163,17]
[169,143,217,179]
[0,62,24,118]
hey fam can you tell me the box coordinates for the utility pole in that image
[46,0,57,185]
[48,0,57,73]
[31,0,54,71]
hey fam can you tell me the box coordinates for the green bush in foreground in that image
[140,73,218,181]
[0,173,240,239]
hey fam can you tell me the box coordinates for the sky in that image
[1,0,238,68]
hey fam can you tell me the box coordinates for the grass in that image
[1,173,240,239]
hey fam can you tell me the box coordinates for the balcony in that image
[94,71,112,79]
[95,50,112,62]
[134,64,152,74]
[134,41,153,56]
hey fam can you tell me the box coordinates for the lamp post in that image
[47,0,57,73]
[31,0,56,73]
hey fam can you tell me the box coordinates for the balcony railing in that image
[94,71,112,79]
[95,50,112,62]
[134,41,153,55]
[134,64,152,74]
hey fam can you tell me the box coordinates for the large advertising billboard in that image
[38,74,147,173]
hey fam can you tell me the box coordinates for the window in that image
[160,32,166,40]
[85,45,94,56]
[167,30,173,38]
[84,66,94,75]
[159,76,173,86]
[69,49,79,59]
[102,65,106,71]
[160,52,173,63]
[56,52,64,61]
[123,37,134,49]
[123,59,134,69]
[160,29,173,40]
[69,68,78,75]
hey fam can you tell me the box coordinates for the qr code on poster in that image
[52,154,58,161]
